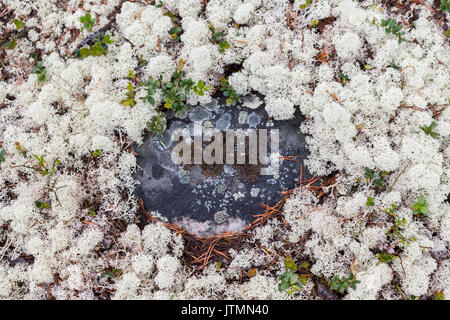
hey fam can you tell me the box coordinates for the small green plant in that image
[209,25,230,53]
[92,149,102,158]
[247,268,257,278]
[89,209,96,216]
[381,18,406,43]
[13,152,60,176]
[366,196,374,207]
[15,142,26,157]
[388,61,402,70]
[0,148,6,163]
[168,26,182,42]
[35,201,51,209]
[220,78,240,105]
[79,12,96,31]
[299,0,312,9]
[76,32,114,58]
[421,121,438,138]
[330,272,360,293]
[310,20,319,27]
[376,234,399,263]
[441,0,450,13]
[121,75,138,107]
[193,80,211,96]
[147,113,167,135]
[140,60,209,134]
[278,255,302,295]
[382,203,415,246]
[122,60,210,134]
[412,195,428,218]
[34,155,61,176]
[13,19,24,30]
[376,252,397,263]
[100,268,122,279]
[338,72,350,86]
[31,61,47,84]
[5,40,16,50]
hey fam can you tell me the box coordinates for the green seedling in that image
[121,82,137,107]
[382,204,414,245]
[381,18,406,43]
[329,271,360,293]
[121,70,140,107]
[139,60,210,134]
[147,113,167,135]
[4,19,24,50]
[0,148,6,163]
[80,12,96,31]
[15,142,26,157]
[278,271,302,295]
[209,25,230,53]
[278,255,302,295]
[35,201,51,209]
[168,26,182,41]
[299,0,312,9]
[412,195,428,218]
[31,61,47,84]
[366,196,374,207]
[13,19,24,30]
[220,78,240,105]
[441,0,450,13]
[34,155,61,176]
[434,290,445,300]
[421,121,438,138]
[193,80,211,96]
[388,62,402,70]
[77,32,114,58]
[247,268,257,278]
[364,167,387,187]
[338,72,350,86]
[310,20,319,27]
[92,149,102,158]
[100,268,122,279]
[376,252,397,263]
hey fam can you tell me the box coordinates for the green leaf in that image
[418,195,425,205]
[92,149,102,157]
[35,201,51,209]
[366,197,374,207]
[4,40,17,50]
[103,34,114,44]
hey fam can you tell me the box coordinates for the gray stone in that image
[214,210,228,224]
[238,111,248,125]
